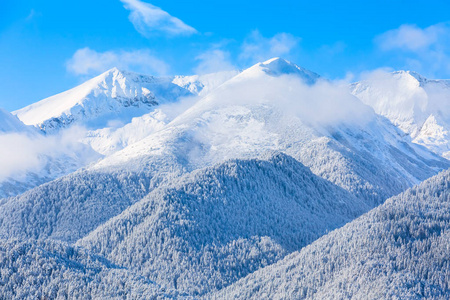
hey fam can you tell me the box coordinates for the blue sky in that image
[1,0,450,111]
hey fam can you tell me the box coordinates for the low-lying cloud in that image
[172,70,375,134]
[0,127,99,182]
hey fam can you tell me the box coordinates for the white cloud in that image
[66,47,169,76]
[194,49,236,74]
[375,23,450,76]
[239,31,301,64]
[376,24,441,52]
[0,126,98,182]
[229,75,373,128]
[120,0,197,37]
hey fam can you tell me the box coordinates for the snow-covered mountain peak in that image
[391,70,429,86]
[260,57,320,83]
[233,57,320,85]
[14,68,192,132]
[351,70,450,157]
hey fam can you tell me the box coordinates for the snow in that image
[351,70,450,158]
[172,70,240,96]
[77,152,368,295]
[0,239,192,299]
[215,168,450,299]
[92,60,448,206]
[0,108,36,134]
[13,68,193,132]
[82,109,169,155]
[1,58,450,298]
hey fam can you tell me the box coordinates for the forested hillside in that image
[215,169,450,299]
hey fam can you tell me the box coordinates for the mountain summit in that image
[232,57,320,85]
[259,57,320,83]
[351,70,450,158]
[13,68,192,132]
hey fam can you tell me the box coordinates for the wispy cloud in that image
[194,49,236,74]
[66,47,169,76]
[239,31,301,64]
[192,32,301,74]
[376,24,441,52]
[375,22,450,76]
[120,0,197,37]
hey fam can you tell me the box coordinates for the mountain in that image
[2,68,235,196]
[0,239,192,299]
[76,153,368,296]
[1,58,447,238]
[0,167,161,242]
[13,68,193,133]
[351,70,450,158]
[254,57,320,84]
[81,109,169,155]
[214,168,450,299]
[1,59,449,298]
[91,58,449,206]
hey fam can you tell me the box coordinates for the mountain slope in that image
[92,58,449,206]
[1,58,446,240]
[14,68,193,133]
[215,168,450,299]
[77,152,368,296]
[0,166,178,242]
[82,109,169,155]
[255,57,320,84]
[351,70,450,158]
[0,239,191,299]
[0,108,36,134]
[172,70,240,96]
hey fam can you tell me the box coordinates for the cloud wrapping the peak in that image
[120,0,197,37]
[0,126,98,182]
[66,47,169,76]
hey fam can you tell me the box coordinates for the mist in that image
[0,126,100,182]
[175,71,376,130]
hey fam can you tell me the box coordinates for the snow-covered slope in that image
[2,59,450,298]
[0,108,36,134]
[0,239,191,299]
[82,109,169,155]
[215,168,450,299]
[92,58,449,206]
[2,58,446,237]
[351,71,450,158]
[172,70,240,96]
[14,68,193,133]
[255,57,320,83]
[77,153,368,296]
